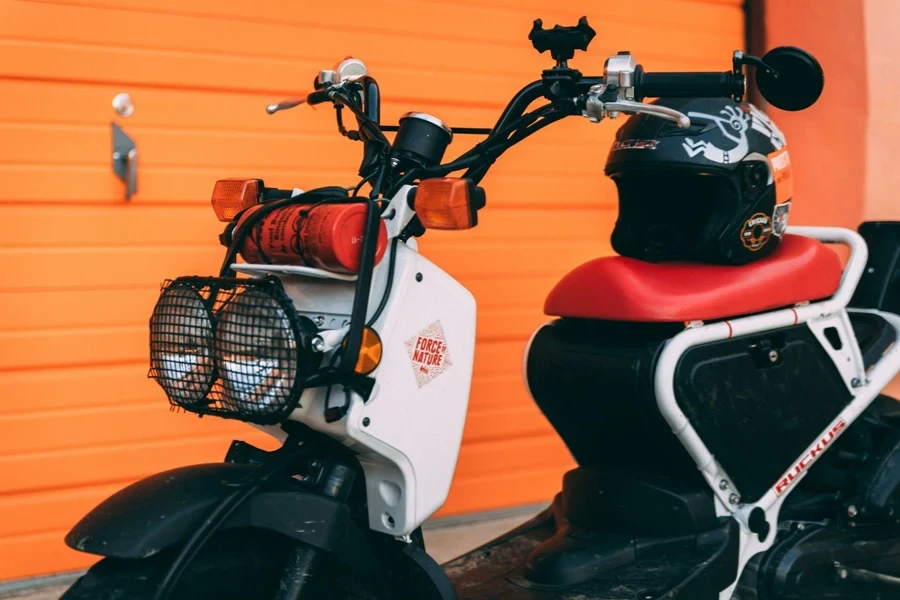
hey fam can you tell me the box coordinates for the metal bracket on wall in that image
[112,122,138,200]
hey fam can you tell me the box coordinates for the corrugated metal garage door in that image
[0,0,744,580]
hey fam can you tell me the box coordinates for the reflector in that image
[211,178,262,222]
[343,327,383,375]
[412,178,485,230]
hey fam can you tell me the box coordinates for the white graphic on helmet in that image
[682,105,785,164]
[748,104,786,149]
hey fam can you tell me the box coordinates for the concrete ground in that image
[0,507,542,600]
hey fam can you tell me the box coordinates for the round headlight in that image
[149,283,215,406]
[214,286,303,417]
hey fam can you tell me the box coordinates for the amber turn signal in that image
[411,178,486,230]
[343,327,383,375]
[210,179,263,222]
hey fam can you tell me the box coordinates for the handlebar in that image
[634,69,744,101]
[250,17,823,428]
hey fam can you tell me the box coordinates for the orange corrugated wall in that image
[0,0,745,581]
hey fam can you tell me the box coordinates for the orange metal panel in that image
[0,483,128,539]
[0,364,162,414]
[0,0,743,581]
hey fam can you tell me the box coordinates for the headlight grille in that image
[149,276,320,424]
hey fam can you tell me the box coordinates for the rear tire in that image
[61,529,381,600]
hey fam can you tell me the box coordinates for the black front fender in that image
[65,463,379,576]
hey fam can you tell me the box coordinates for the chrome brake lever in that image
[266,97,307,115]
[606,100,691,129]
[583,87,691,129]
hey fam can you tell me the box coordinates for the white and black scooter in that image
[62,18,900,600]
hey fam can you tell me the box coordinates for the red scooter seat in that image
[544,234,843,323]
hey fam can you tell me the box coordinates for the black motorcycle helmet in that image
[605,97,794,265]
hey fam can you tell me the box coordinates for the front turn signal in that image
[343,327,383,375]
[411,178,486,230]
[211,179,263,222]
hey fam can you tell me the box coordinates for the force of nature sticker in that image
[405,321,453,388]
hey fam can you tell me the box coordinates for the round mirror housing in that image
[756,46,824,111]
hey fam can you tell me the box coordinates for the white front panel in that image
[278,242,476,535]
[352,248,476,534]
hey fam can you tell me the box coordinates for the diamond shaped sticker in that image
[405,321,453,388]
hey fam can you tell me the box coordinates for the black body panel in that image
[559,467,718,535]
[526,319,697,477]
[64,463,380,577]
[673,324,852,502]
[850,310,897,369]
[528,313,895,506]
[523,467,720,587]
[850,221,900,315]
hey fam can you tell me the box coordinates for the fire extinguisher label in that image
[405,321,453,388]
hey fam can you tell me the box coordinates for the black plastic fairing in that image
[444,486,739,599]
[862,434,900,521]
[522,466,720,587]
[849,310,897,369]
[526,319,698,477]
[851,221,900,315]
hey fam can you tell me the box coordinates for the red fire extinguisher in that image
[236,203,388,274]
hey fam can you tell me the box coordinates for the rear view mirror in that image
[755,46,824,111]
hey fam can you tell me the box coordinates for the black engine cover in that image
[742,525,900,600]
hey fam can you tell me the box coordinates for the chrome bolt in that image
[768,349,779,362]
[719,480,729,491]
[839,566,849,580]
[847,505,858,518]
[729,493,741,505]
[112,92,134,117]
[311,336,326,353]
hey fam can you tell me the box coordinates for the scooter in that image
[61,17,900,600]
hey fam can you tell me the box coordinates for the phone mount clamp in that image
[530,16,596,100]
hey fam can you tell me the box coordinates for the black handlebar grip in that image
[636,70,744,100]
[306,89,332,105]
